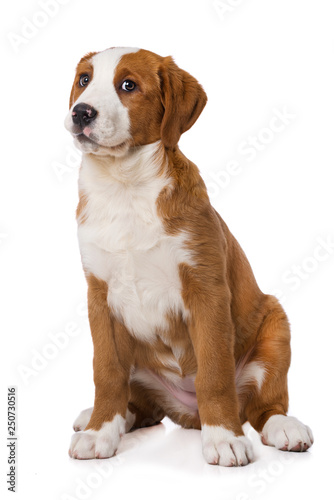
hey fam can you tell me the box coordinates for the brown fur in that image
[69,52,97,109]
[114,50,164,147]
[113,49,207,149]
[72,49,291,439]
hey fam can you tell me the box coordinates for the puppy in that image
[65,47,313,466]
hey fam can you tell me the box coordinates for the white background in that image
[1,0,333,499]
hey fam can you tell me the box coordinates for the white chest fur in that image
[77,143,192,342]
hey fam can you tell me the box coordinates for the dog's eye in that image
[79,74,90,87]
[121,80,136,92]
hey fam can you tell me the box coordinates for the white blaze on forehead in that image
[67,47,140,150]
[78,47,139,99]
[90,47,140,83]
[81,47,140,106]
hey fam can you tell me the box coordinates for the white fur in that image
[64,47,139,155]
[156,353,183,373]
[77,141,193,342]
[236,361,266,392]
[201,425,253,466]
[124,408,136,432]
[69,413,126,459]
[261,415,314,451]
[73,407,93,431]
[73,407,135,435]
[158,331,185,361]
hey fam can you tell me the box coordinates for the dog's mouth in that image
[75,133,96,145]
[74,133,127,151]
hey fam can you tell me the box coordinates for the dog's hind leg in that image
[73,407,93,432]
[239,295,314,452]
[127,379,166,430]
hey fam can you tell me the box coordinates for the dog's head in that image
[64,47,207,156]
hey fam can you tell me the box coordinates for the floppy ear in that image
[159,56,208,149]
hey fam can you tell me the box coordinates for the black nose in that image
[72,103,97,128]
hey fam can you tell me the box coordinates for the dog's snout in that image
[72,103,97,128]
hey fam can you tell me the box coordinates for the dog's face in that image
[64,47,207,156]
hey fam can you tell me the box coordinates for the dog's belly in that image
[132,368,198,413]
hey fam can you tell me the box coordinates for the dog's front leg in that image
[193,316,253,466]
[69,275,134,459]
[182,269,253,466]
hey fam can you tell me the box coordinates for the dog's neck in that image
[80,140,167,187]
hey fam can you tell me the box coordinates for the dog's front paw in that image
[261,415,314,452]
[202,425,253,466]
[69,414,126,459]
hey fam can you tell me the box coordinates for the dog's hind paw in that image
[261,415,314,452]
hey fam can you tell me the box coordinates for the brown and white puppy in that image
[64,47,313,466]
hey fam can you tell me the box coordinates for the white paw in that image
[73,407,135,433]
[202,425,253,467]
[73,407,93,432]
[261,415,314,452]
[69,414,126,459]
